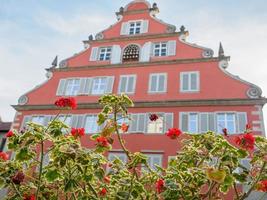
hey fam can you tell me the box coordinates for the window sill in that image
[147,91,167,95]
[180,90,200,93]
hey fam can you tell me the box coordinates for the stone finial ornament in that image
[88,35,93,41]
[51,56,58,68]
[180,25,186,33]
[219,42,224,58]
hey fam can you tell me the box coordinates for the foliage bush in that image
[0,94,267,200]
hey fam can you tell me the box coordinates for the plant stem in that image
[239,162,266,200]
[113,105,131,160]
[35,139,44,199]
[87,182,98,198]
[11,182,23,199]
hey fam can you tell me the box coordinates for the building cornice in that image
[12,98,267,111]
[52,57,228,72]
[83,32,182,44]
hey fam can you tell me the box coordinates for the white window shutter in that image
[120,22,129,35]
[181,74,189,91]
[90,47,99,61]
[141,20,149,33]
[138,114,146,133]
[180,113,188,132]
[118,76,127,94]
[200,113,208,133]
[164,113,174,133]
[140,42,152,62]
[167,40,177,56]
[111,45,122,64]
[56,79,66,96]
[84,78,93,95]
[20,115,32,131]
[76,115,85,128]
[129,114,138,133]
[78,78,87,95]
[71,115,78,128]
[237,112,247,133]
[43,115,52,126]
[105,76,115,94]
[208,113,216,132]
[127,76,136,93]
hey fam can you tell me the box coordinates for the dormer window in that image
[154,42,167,56]
[123,44,140,62]
[120,20,149,35]
[99,47,112,61]
[129,21,142,35]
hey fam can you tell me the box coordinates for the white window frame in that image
[148,73,167,93]
[179,112,199,134]
[65,78,81,96]
[91,77,108,95]
[188,113,199,133]
[142,154,163,172]
[84,114,99,134]
[129,21,142,35]
[118,75,137,94]
[98,47,112,61]
[216,112,236,134]
[31,116,45,125]
[108,152,127,163]
[147,113,164,134]
[180,71,200,92]
[153,42,168,57]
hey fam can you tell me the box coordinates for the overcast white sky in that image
[0,0,266,132]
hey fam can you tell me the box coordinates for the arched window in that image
[123,44,140,62]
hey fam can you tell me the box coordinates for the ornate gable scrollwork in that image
[95,32,104,40]
[202,49,214,58]
[18,95,28,105]
[59,60,68,68]
[166,25,176,33]
[247,87,262,99]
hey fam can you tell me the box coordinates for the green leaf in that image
[64,179,78,192]
[0,177,5,189]
[237,149,248,158]
[45,169,61,182]
[16,147,34,161]
[97,113,106,125]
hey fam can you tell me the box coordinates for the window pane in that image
[189,113,198,133]
[191,73,197,90]
[182,74,189,91]
[158,75,165,92]
[150,76,157,92]
[92,78,107,95]
[147,115,163,134]
[84,116,98,133]
[127,77,134,93]
[119,77,127,93]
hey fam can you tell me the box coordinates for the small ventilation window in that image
[123,45,140,62]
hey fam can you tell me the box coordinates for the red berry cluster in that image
[149,114,159,121]
[257,180,267,192]
[11,171,25,185]
[235,133,255,151]
[0,152,8,161]
[23,194,35,200]
[156,179,165,194]
[166,128,183,139]
[99,188,107,196]
[55,97,77,109]
[6,130,14,138]
[71,128,85,138]
[96,136,109,148]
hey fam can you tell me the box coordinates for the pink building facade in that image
[12,0,266,173]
